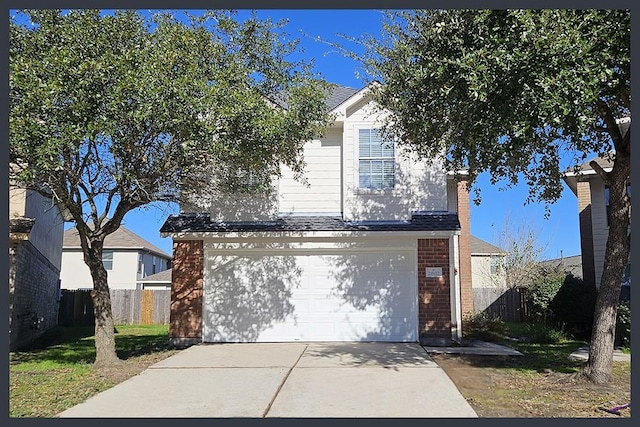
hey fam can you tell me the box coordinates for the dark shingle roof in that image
[268,84,360,112]
[325,85,360,111]
[63,225,171,258]
[470,236,506,255]
[160,212,460,234]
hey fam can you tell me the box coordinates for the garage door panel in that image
[203,252,417,342]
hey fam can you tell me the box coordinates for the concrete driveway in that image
[58,342,477,418]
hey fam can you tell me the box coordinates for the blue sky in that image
[54,9,582,259]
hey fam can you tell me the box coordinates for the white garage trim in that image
[449,235,462,342]
[202,240,418,343]
[166,229,459,240]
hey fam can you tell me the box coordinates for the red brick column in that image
[417,238,451,338]
[170,240,204,344]
[457,181,474,319]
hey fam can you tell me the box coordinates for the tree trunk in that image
[86,242,121,368]
[584,152,630,384]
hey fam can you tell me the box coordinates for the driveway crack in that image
[262,344,308,418]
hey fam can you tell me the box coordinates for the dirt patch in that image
[92,349,181,386]
[431,353,631,418]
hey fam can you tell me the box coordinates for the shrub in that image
[615,300,631,348]
[462,311,506,342]
[523,323,568,344]
[548,274,597,340]
[526,266,565,322]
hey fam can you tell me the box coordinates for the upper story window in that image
[102,250,113,270]
[152,255,157,274]
[138,253,143,274]
[358,129,395,190]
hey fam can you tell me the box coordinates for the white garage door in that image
[202,251,417,342]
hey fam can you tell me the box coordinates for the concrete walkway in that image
[568,346,631,362]
[58,342,478,418]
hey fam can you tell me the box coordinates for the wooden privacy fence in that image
[58,289,171,326]
[472,286,530,322]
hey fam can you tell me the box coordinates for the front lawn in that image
[9,324,179,418]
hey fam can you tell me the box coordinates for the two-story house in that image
[9,185,64,351]
[61,225,172,290]
[563,149,631,299]
[160,84,474,346]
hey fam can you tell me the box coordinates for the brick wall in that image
[9,240,61,351]
[456,181,474,317]
[577,180,596,287]
[169,240,204,344]
[417,238,451,338]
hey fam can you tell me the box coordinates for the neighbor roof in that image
[539,255,583,279]
[161,212,461,234]
[63,225,171,258]
[137,268,172,283]
[470,236,506,255]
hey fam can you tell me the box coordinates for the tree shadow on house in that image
[346,153,448,221]
[201,243,303,342]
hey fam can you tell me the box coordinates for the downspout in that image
[449,234,463,342]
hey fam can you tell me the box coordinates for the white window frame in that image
[357,128,395,190]
[102,250,113,271]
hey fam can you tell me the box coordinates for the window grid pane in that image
[359,129,395,189]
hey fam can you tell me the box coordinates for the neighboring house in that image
[61,225,172,290]
[9,185,64,351]
[161,83,475,346]
[470,236,507,290]
[469,236,513,319]
[538,254,583,279]
[137,268,172,290]
[563,146,631,292]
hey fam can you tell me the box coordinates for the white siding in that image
[471,255,507,289]
[61,250,141,290]
[137,251,171,279]
[589,180,609,288]
[342,97,448,221]
[179,93,450,221]
[278,127,342,214]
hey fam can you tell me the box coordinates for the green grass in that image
[9,324,172,418]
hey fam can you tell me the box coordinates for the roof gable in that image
[63,225,171,258]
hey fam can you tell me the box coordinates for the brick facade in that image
[456,181,474,318]
[169,240,204,345]
[417,238,451,338]
[9,240,61,351]
[577,180,596,287]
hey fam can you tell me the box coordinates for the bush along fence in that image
[58,289,170,326]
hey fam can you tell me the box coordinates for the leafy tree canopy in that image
[10,9,332,231]
[361,8,630,384]
[364,9,630,206]
[9,8,332,367]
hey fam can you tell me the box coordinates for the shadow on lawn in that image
[449,341,587,374]
[9,325,171,365]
